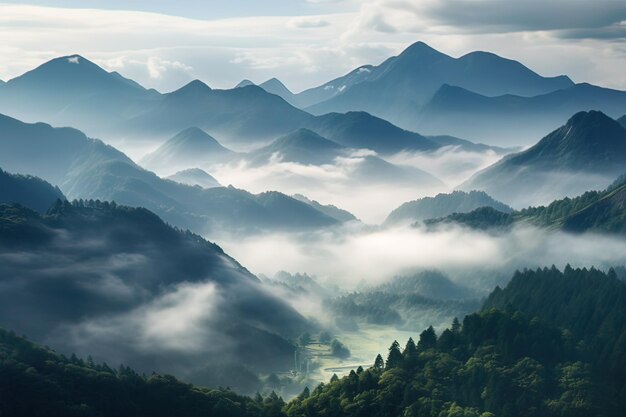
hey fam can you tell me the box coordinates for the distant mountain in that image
[235,79,255,88]
[0,200,309,390]
[125,83,313,145]
[0,113,342,234]
[0,55,159,136]
[245,127,443,187]
[259,78,297,106]
[292,194,358,222]
[427,174,626,234]
[461,111,626,207]
[305,111,439,155]
[426,135,512,154]
[326,270,480,330]
[0,168,65,212]
[416,83,626,145]
[166,168,221,188]
[385,190,512,225]
[375,271,478,301]
[247,128,343,166]
[305,41,572,130]
[0,54,517,156]
[140,127,235,173]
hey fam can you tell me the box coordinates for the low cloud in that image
[216,224,626,294]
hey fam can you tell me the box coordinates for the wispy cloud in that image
[0,2,625,91]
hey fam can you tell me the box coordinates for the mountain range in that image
[303,42,573,131]
[0,113,349,234]
[461,111,626,207]
[0,47,569,152]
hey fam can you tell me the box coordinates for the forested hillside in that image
[286,267,626,417]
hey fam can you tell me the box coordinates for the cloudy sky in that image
[1,1,625,92]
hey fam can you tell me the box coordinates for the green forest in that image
[2,266,624,417]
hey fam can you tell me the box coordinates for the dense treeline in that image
[425,174,626,233]
[0,328,287,417]
[286,267,626,417]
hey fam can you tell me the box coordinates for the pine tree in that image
[386,340,403,369]
[373,354,384,370]
[418,326,437,350]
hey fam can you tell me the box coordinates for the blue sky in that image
[1,1,625,92]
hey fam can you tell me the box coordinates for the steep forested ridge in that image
[427,174,626,233]
[285,267,626,417]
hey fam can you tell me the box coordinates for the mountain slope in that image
[287,267,626,417]
[428,175,626,234]
[0,55,159,136]
[416,83,626,145]
[166,168,221,188]
[385,190,512,225]
[140,127,235,173]
[292,194,358,222]
[461,111,626,207]
[125,83,314,145]
[248,128,344,166]
[259,77,297,106]
[0,168,65,212]
[305,111,439,155]
[0,113,340,233]
[0,200,309,390]
[618,114,626,129]
[305,41,572,129]
[0,327,284,416]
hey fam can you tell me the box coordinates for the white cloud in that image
[0,2,625,92]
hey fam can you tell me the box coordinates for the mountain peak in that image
[235,79,255,88]
[179,79,211,92]
[399,41,448,60]
[275,128,342,149]
[170,126,220,146]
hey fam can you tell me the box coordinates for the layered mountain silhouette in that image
[385,190,512,225]
[0,55,159,134]
[124,83,312,145]
[619,114,626,129]
[166,168,221,188]
[234,77,296,106]
[0,114,346,234]
[304,111,440,154]
[416,83,626,145]
[305,42,573,129]
[0,199,309,389]
[245,127,443,187]
[461,111,626,207]
[0,168,65,212]
[140,127,236,174]
[0,53,527,154]
[427,175,626,234]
